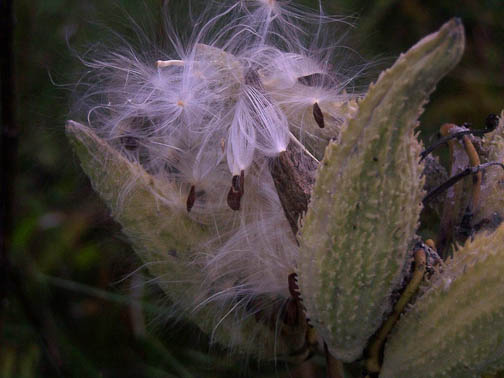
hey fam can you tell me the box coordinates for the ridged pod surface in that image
[297,19,465,361]
[381,223,504,378]
[66,122,209,274]
[66,121,306,358]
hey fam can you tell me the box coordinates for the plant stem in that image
[324,343,344,378]
[365,248,427,374]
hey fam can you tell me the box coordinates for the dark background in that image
[2,0,503,376]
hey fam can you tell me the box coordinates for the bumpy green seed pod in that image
[66,121,216,315]
[381,223,504,378]
[66,121,307,359]
[297,19,465,362]
[66,121,209,271]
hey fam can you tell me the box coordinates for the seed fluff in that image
[70,0,365,358]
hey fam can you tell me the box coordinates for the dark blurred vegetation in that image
[1,0,503,376]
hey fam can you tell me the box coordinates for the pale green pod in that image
[381,223,504,378]
[66,121,209,300]
[66,121,306,359]
[297,19,465,361]
[475,110,504,228]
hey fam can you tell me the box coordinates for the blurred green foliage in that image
[3,0,503,376]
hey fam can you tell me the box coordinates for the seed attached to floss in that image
[68,4,504,374]
[312,102,325,128]
[227,170,245,211]
[156,59,185,68]
[186,185,196,212]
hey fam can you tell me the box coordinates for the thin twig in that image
[423,162,504,205]
[420,114,499,162]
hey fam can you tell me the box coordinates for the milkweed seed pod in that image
[297,18,465,361]
[69,0,504,372]
[380,223,504,378]
[66,121,308,358]
[68,0,361,358]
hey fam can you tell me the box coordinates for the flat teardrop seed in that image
[312,102,325,129]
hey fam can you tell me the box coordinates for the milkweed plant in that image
[67,1,504,377]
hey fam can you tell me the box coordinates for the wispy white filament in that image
[72,0,366,354]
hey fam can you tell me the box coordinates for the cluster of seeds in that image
[73,0,360,345]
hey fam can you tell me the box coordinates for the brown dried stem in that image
[365,248,427,375]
